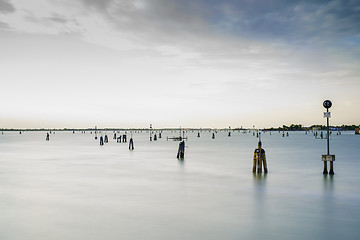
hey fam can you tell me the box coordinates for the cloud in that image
[80,0,113,11]
[47,15,68,24]
[0,0,15,13]
[3,0,359,54]
[210,0,360,45]
[0,21,9,29]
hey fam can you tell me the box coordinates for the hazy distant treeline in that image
[1,124,359,132]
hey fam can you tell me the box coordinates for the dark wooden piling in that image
[129,138,134,150]
[117,136,122,143]
[100,136,104,145]
[46,133,49,141]
[197,132,200,137]
[212,133,215,139]
[122,135,127,142]
[104,135,108,143]
[149,124,153,141]
[177,141,185,159]
[113,133,116,139]
[154,134,157,141]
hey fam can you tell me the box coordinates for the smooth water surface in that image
[0,130,359,240]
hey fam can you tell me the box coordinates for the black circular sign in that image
[323,100,332,109]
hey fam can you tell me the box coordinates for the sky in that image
[0,0,359,129]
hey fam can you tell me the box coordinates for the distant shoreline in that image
[1,124,359,132]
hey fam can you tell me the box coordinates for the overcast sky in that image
[1,0,359,129]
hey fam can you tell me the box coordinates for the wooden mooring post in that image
[177,141,185,159]
[129,131,134,150]
[149,124,153,141]
[252,131,268,173]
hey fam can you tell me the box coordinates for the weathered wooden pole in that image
[149,124,152,141]
[100,136,104,145]
[129,138,134,150]
[253,131,268,174]
[129,131,134,150]
[46,132,50,141]
[177,141,185,159]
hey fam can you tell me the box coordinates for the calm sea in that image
[0,130,359,240]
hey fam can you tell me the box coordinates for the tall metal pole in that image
[322,100,334,175]
[326,108,330,155]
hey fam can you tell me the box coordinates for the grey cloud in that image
[48,16,68,24]
[80,0,113,11]
[210,0,360,45]
[0,21,9,29]
[71,0,360,66]
[75,0,214,49]
[75,0,360,46]
[0,0,15,13]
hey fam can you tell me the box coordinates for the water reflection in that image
[177,157,184,167]
[323,174,334,192]
[251,173,268,235]
[253,173,267,187]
